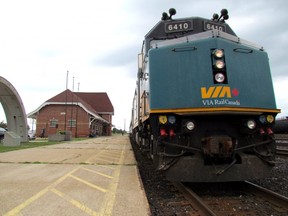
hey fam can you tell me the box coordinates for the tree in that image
[112,127,126,134]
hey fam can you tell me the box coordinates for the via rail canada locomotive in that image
[130,9,280,182]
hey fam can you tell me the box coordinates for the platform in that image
[0,135,150,216]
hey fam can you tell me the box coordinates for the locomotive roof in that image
[143,16,236,54]
[145,16,236,41]
[143,9,237,53]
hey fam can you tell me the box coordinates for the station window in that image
[50,119,58,128]
[68,119,76,127]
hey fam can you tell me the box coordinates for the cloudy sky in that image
[0,0,287,130]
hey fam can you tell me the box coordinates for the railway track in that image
[276,138,288,145]
[173,181,288,216]
[277,147,288,157]
[275,135,288,157]
[275,134,288,144]
[133,135,288,215]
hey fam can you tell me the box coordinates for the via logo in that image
[201,86,239,99]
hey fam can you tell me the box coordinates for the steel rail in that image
[244,181,288,210]
[276,147,288,156]
[173,181,288,215]
[173,182,217,216]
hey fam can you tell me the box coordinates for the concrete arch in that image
[0,76,28,142]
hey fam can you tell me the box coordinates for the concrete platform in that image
[0,135,150,216]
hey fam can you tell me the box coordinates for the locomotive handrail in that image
[161,140,202,152]
[150,29,264,51]
[172,46,197,52]
[234,139,272,151]
[233,48,253,54]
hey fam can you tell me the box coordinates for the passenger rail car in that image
[130,9,280,182]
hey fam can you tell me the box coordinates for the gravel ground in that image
[132,143,195,215]
[252,157,288,197]
[132,140,288,216]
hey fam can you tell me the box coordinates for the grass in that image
[0,137,89,153]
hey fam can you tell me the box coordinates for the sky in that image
[0,0,287,130]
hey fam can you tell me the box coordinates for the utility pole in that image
[64,71,69,131]
[70,77,74,131]
[75,82,80,138]
[124,118,126,132]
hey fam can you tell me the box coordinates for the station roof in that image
[27,89,114,122]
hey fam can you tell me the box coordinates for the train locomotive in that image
[130,9,280,182]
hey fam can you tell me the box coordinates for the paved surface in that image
[0,136,150,216]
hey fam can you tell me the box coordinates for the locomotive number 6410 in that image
[204,21,226,32]
[165,21,193,33]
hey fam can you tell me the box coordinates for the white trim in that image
[27,102,108,124]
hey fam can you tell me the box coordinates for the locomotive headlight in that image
[213,49,224,58]
[247,120,256,129]
[215,60,225,69]
[215,73,225,83]
[259,115,266,124]
[186,121,195,131]
[259,115,274,124]
[159,116,168,124]
[266,115,274,123]
[168,115,176,124]
[211,49,227,84]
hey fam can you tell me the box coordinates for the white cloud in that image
[0,0,288,129]
[273,77,288,118]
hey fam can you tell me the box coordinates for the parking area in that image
[0,136,150,216]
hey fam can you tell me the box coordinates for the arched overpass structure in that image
[0,76,28,142]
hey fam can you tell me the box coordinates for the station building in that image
[28,89,114,138]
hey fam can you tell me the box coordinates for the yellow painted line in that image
[84,147,114,164]
[98,145,126,216]
[50,188,98,216]
[107,151,123,155]
[4,167,80,216]
[150,107,281,114]
[93,158,116,163]
[81,167,113,179]
[105,150,123,154]
[70,175,107,193]
[4,188,49,216]
[101,153,121,158]
[99,157,120,161]
[97,154,120,160]
[99,165,116,170]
